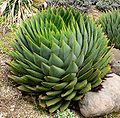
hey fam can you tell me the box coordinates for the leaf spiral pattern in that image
[9,7,111,112]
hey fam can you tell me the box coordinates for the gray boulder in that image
[79,73,120,118]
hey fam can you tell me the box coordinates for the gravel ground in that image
[87,5,102,20]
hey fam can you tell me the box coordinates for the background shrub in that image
[98,9,120,48]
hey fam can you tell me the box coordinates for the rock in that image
[111,48,120,75]
[79,73,120,118]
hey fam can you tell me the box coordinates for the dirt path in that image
[87,5,102,20]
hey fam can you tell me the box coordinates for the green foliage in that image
[2,0,32,15]
[0,15,6,24]
[54,109,75,118]
[8,23,18,31]
[8,7,111,112]
[98,9,120,48]
[0,0,35,23]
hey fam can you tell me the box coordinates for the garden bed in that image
[0,1,120,118]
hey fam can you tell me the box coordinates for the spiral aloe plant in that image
[8,7,111,112]
[98,9,120,48]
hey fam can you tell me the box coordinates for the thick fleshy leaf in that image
[49,65,65,77]
[49,53,64,67]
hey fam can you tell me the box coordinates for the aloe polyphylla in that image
[98,9,120,49]
[8,7,111,112]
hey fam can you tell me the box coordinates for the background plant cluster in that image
[48,0,120,11]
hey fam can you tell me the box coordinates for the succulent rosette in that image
[8,7,111,112]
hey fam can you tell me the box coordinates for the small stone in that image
[0,113,4,118]
[10,105,15,111]
[79,73,120,117]
[111,48,120,75]
[43,2,47,8]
